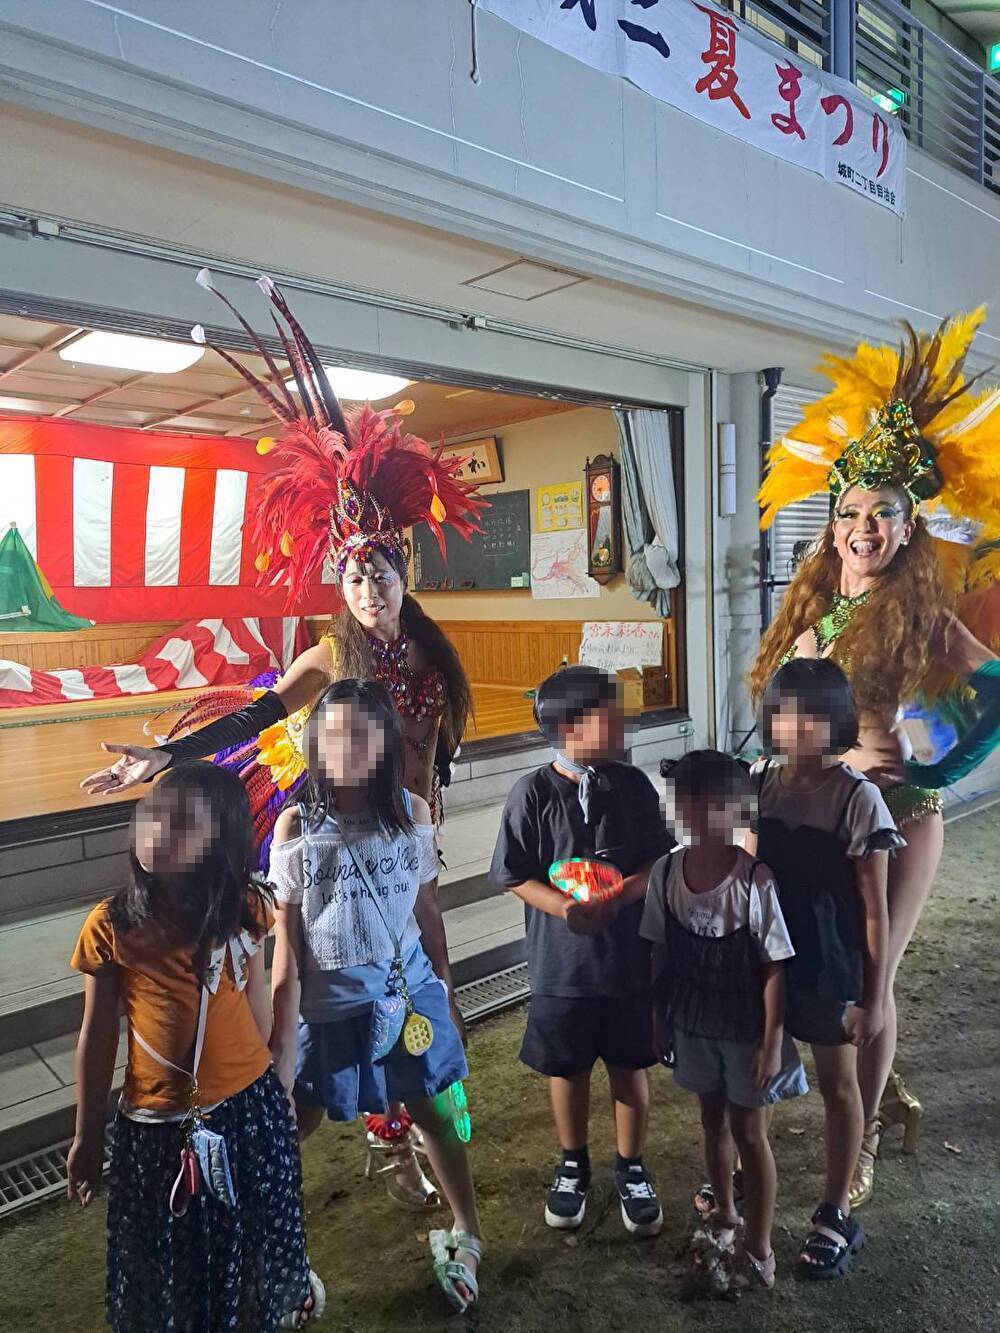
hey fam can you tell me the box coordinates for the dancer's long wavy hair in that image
[750,500,951,714]
[326,545,472,763]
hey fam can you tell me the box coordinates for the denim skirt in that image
[294,977,468,1120]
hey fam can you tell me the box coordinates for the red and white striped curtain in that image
[0,418,338,621]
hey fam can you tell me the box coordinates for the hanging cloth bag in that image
[131,985,237,1216]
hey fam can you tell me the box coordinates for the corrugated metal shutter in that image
[766,385,829,619]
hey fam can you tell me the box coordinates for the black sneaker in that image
[614,1161,663,1237]
[544,1159,590,1230]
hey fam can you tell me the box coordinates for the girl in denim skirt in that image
[269,678,482,1314]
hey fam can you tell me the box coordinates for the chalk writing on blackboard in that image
[412,489,531,592]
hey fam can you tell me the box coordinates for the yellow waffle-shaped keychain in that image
[403,1009,434,1056]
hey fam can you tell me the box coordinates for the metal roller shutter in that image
[766,385,830,620]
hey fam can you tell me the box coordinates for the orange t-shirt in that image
[71,896,274,1116]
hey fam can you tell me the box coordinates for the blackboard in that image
[412,489,531,592]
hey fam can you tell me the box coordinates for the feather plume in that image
[188,271,487,607]
[759,309,999,535]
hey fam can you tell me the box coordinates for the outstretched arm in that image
[80,640,334,795]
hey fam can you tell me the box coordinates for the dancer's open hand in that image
[80,742,170,795]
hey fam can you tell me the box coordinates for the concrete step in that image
[0,795,506,1053]
[0,892,525,1163]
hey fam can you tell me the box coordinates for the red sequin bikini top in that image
[366,633,446,724]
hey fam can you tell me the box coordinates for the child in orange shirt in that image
[68,762,324,1331]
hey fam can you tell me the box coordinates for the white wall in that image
[0,0,998,373]
[714,372,769,752]
[0,0,995,756]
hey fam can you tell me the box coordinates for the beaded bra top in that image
[363,633,446,724]
[256,632,447,800]
[779,588,873,666]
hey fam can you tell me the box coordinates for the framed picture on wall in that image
[440,436,503,485]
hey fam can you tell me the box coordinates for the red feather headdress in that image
[191,270,487,606]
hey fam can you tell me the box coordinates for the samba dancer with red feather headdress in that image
[82,270,486,840]
[82,271,487,1215]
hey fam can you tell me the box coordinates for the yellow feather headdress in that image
[758,308,1000,545]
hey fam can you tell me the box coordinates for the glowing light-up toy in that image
[433,1081,472,1143]
[548,858,624,905]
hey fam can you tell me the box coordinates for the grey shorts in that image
[671,1027,808,1109]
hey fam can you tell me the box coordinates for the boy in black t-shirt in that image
[489,666,670,1236]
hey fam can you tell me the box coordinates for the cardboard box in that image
[617,666,667,710]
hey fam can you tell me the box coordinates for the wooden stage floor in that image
[0,684,538,824]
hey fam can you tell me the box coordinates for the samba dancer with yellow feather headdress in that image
[750,309,999,1213]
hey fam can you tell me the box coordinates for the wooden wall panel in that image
[1,617,678,705]
[438,618,677,707]
[0,622,179,672]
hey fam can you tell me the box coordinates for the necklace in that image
[366,632,446,725]
[816,588,872,651]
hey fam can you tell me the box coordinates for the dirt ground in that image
[2,806,998,1332]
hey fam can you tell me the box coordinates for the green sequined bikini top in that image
[780,588,872,664]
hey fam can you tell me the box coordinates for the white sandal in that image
[278,1270,326,1328]
[364,1129,441,1211]
[429,1228,483,1314]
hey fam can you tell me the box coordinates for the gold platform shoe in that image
[848,1117,880,1209]
[880,1070,922,1155]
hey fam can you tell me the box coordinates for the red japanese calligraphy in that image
[821,93,854,145]
[872,112,889,178]
[693,3,750,120]
[771,61,806,140]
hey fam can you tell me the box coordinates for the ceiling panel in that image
[3,370,113,398]
[932,4,997,49]
[0,312,578,439]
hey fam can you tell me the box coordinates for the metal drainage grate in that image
[0,968,529,1220]
[455,962,530,1022]
[0,1130,112,1221]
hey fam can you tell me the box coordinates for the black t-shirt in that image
[489,762,670,998]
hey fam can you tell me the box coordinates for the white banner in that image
[479,0,906,215]
[579,620,663,671]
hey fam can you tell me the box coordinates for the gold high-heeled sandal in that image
[879,1070,922,1155]
[849,1117,880,1209]
[364,1130,441,1211]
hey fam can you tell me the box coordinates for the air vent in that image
[0,1130,111,1220]
[463,261,586,301]
[454,962,531,1021]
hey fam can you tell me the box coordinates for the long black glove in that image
[158,690,288,766]
[434,729,456,790]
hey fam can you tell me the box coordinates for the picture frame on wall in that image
[440,436,504,485]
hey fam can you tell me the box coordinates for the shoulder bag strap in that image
[335,819,404,963]
[131,984,210,1085]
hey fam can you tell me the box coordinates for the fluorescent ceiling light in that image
[286,367,412,402]
[60,332,205,374]
[0,395,46,412]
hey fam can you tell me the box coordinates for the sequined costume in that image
[153,271,484,864]
[759,309,1000,811]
